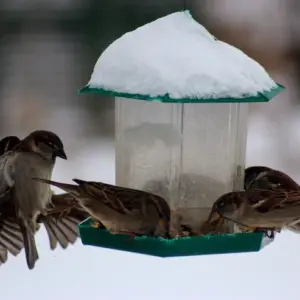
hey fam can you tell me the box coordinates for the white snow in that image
[87,11,277,100]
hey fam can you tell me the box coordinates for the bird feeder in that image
[78,11,284,257]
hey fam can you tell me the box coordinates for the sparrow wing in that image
[0,191,88,267]
[37,193,89,250]
[249,190,300,229]
[74,179,170,220]
[0,197,25,265]
[247,189,300,212]
[73,180,142,215]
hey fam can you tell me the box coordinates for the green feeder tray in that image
[78,218,273,257]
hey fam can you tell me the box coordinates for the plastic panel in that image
[115,97,248,233]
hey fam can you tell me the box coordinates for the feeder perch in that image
[78,10,284,257]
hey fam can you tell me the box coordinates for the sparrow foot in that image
[253,227,275,239]
[123,232,140,242]
[265,230,275,239]
[180,224,195,236]
[246,226,258,232]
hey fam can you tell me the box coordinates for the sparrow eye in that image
[46,141,55,148]
[218,201,224,208]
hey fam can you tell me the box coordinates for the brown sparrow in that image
[207,189,300,233]
[244,166,300,234]
[0,134,90,254]
[0,130,67,269]
[32,178,171,238]
[244,166,300,191]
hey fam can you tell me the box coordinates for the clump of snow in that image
[87,11,277,99]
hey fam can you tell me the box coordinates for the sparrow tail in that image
[18,218,39,270]
[72,178,86,185]
[31,178,81,198]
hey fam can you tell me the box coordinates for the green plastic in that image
[78,218,272,257]
[78,83,284,103]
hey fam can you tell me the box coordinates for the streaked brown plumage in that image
[244,166,300,233]
[207,189,300,232]
[32,178,171,238]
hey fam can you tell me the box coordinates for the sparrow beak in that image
[55,148,67,160]
[207,211,221,224]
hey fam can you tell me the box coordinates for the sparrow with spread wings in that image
[32,178,171,239]
[0,133,89,269]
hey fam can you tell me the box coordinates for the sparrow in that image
[0,134,90,249]
[0,130,67,269]
[0,136,21,155]
[244,166,300,191]
[0,133,89,268]
[244,166,300,234]
[207,189,300,233]
[32,178,171,238]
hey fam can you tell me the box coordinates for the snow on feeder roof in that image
[78,10,284,257]
[79,10,284,102]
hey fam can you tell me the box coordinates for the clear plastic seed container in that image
[115,97,248,234]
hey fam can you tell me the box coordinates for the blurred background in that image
[0,0,299,178]
[0,1,299,300]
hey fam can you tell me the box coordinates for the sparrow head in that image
[23,130,67,160]
[244,166,273,190]
[0,136,21,155]
[208,192,245,224]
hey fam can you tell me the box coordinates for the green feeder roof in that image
[79,218,273,257]
[79,10,284,103]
